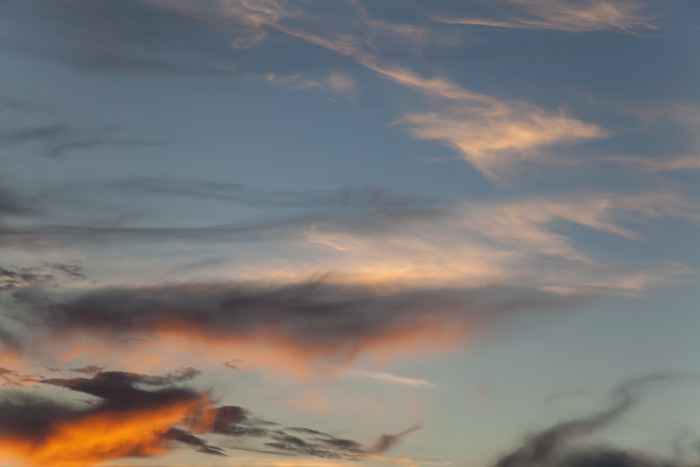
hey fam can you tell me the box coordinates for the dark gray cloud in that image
[265,430,366,459]
[104,178,437,210]
[368,423,422,454]
[0,266,54,291]
[0,95,32,112]
[0,0,332,76]
[0,0,458,77]
[0,216,323,247]
[5,278,589,364]
[25,178,439,218]
[41,370,202,411]
[491,375,699,467]
[162,427,227,456]
[69,365,104,375]
[0,262,87,291]
[0,0,238,75]
[0,123,163,158]
[0,182,445,249]
[0,325,22,352]
[0,186,39,217]
[0,262,88,350]
[265,422,418,458]
[0,371,203,450]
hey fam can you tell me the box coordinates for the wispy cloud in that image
[303,191,697,293]
[604,154,700,172]
[346,369,437,388]
[398,104,608,179]
[3,0,613,177]
[602,104,700,172]
[267,18,609,178]
[0,123,162,158]
[436,0,658,33]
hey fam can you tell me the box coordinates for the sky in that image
[0,0,699,466]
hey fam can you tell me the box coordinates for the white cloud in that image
[346,369,437,388]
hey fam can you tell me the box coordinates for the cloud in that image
[0,0,324,75]
[0,262,87,291]
[604,155,700,172]
[346,369,437,388]
[0,181,445,250]
[398,104,608,179]
[264,431,365,458]
[0,123,162,158]
[301,191,697,294]
[69,365,104,375]
[0,187,39,217]
[0,370,209,466]
[0,179,440,255]
[368,424,422,454]
[3,0,611,176]
[5,279,589,374]
[436,0,657,33]
[43,178,438,210]
[601,104,700,172]
[268,21,608,178]
[327,73,355,97]
[0,368,421,466]
[2,186,693,310]
[0,367,40,388]
[0,95,32,112]
[42,0,600,178]
[490,374,692,467]
[0,0,243,75]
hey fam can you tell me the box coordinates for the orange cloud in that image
[399,105,608,179]
[0,398,206,467]
[35,312,471,379]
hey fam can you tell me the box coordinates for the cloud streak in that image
[346,369,437,388]
[267,15,610,178]
[436,0,657,33]
[604,154,700,172]
[0,123,162,158]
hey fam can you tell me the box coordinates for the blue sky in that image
[0,1,699,466]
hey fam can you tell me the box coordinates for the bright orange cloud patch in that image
[0,397,206,467]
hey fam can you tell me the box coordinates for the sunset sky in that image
[1,1,699,466]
